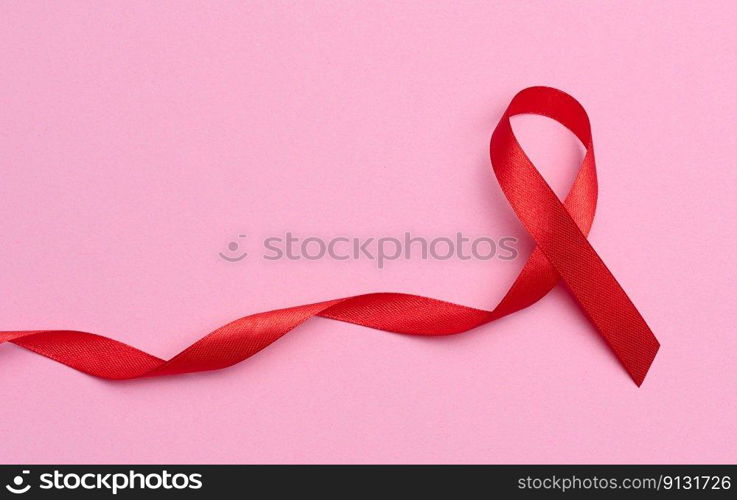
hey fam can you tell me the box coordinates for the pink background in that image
[1,1,735,464]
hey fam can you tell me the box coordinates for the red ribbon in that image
[1,87,659,385]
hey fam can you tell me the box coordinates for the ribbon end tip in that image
[630,341,660,387]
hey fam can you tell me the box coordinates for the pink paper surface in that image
[1,1,735,464]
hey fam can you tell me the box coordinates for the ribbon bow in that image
[1,87,659,385]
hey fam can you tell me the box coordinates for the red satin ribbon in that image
[1,87,659,385]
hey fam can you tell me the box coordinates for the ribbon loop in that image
[490,87,659,385]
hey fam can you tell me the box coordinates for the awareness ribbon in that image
[1,87,660,385]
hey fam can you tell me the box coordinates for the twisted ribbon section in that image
[1,87,659,384]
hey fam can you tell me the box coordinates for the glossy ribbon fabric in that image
[0,87,660,385]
